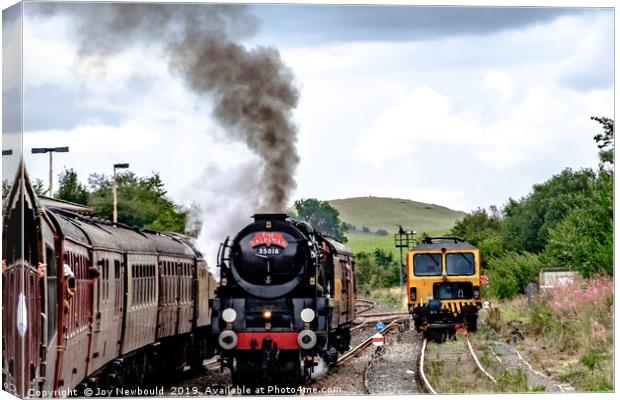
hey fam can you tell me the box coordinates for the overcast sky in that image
[2,3,614,261]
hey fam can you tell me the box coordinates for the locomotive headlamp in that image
[222,308,237,323]
[263,310,272,320]
[300,308,315,323]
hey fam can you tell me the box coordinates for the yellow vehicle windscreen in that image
[413,253,442,276]
[446,253,475,276]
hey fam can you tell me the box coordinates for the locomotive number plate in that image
[256,247,281,255]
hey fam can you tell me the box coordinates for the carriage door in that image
[339,258,352,323]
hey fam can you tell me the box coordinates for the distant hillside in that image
[328,196,465,235]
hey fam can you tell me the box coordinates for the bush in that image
[485,252,542,299]
[375,229,389,236]
[355,248,402,290]
[526,275,613,391]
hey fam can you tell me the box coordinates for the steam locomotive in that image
[211,214,356,385]
[2,162,216,397]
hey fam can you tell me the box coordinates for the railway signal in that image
[394,225,416,297]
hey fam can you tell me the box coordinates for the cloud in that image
[15,4,613,221]
[251,5,590,45]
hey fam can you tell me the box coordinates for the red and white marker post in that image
[372,332,385,347]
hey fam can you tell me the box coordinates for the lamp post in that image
[394,225,416,297]
[31,147,69,196]
[112,163,129,224]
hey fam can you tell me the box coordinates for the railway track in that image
[355,298,376,314]
[417,333,499,394]
[418,339,437,394]
[337,319,403,365]
[361,322,425,394]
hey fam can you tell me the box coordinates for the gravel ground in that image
[163,362,235,396]
[308,327,373,395]
[365,329,423,395]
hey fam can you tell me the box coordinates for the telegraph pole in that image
[31,147,69,197]
[112,163,129,224]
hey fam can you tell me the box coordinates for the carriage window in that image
[46,245,57,344]
[446,253,475,276]
[414,254,442,276]
[104,260,110,300]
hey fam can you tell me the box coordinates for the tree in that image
[2,180,11,199]
[88,171,188,233]
[294,198,348,242]
[56,168,89,205]
[32,179,47,196]
[2,178,46,198]
[542,170,613,277]
[502,168,596,253]
[450,207,502,247]
[373,248,394,269]
[591,116,614,169]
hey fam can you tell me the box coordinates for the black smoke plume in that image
[37,3,299,211]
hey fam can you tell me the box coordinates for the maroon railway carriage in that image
[2,163,216,397]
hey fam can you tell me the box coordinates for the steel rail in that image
[465,337,497,384]
[336,320,402,365]
[419,339,436,394]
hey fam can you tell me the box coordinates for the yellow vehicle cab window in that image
[413,253,442,276]
[446,252,475,276]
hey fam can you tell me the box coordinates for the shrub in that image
[547,275,613,316]
[485,252,542,299]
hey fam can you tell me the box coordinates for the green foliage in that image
[495,369,529,392]
[354,248,402,292]
[502,168,596,253]
[591,116,614,169]
[373,248,394,268]
[294,198,348,242]
[485,252,542,299]
[32,179,47,196]
[88,171,188,233]
[528,300,555,335]
[3,178,46,198]
[2,180,11,199]
[375,289,402,309]
[580,352,606,370]
[560,367,613,391]
[449,206,503,267]
[449,206,502,246]
[55,168,89,205]
[541,171,613,277]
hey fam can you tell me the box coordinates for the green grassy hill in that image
[328,196,465,234]
[327,196,466,255]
